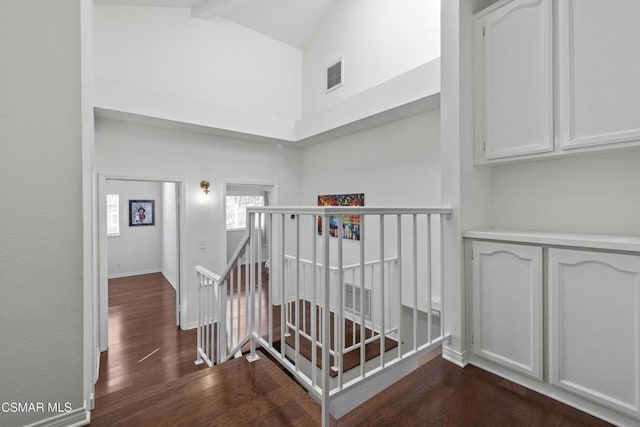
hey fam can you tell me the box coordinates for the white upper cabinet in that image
[475,0,640,164]
[475,0,553,161]
[558,0,640,150]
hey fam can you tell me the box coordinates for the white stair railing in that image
[196,206,452,426]
[195,229,254,366]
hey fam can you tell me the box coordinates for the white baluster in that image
[295,214,300,371]
[427,213,432,344]
[311,214,318,388]
[337,215,344,387]
[413,214,418,351]
[359,214,366,379]
[397,215,403,359]
[379,214,385,368]
[268,213,273,346]
[280,214,286,360]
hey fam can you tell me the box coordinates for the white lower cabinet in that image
[472,241,543,380]
[549,248,640,420]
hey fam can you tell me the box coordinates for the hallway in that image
[92,273,203,418]
[91,272,612,426]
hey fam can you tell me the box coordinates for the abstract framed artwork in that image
[129,200,155,227]
[317,193,364,240]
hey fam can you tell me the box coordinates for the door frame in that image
[97,173,187,352]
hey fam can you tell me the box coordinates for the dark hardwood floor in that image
[337,358,612,426]
[92,273,205,419]
[91,272,612,426]
[92,348,322,426]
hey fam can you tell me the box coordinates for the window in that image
[225,195,264,230]
[107,194,120,236]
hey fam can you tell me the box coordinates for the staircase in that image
[274,299,399,378]
[195,206,451,426]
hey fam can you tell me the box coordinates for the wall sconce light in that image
[200,180,210,195]
[200,180,210,204]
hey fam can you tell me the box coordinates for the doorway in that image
[98,175,184,352]
[223,182,276,262]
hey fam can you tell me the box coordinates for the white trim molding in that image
[23,407,90,427]
[162,271,178,290]
[442,345,468,368]
[108,269,162,280]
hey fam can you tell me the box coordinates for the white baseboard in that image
[162,271,178,290]
[182,321,198,330]
[329,340,443,418]
[108,269,161,279]
[95,345,101,381]
[24,407,90,427]
[442,345,468,368]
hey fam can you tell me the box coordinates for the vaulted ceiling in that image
[94,0,335,48]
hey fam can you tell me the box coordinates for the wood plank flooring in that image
[337,358,612,426]
[92,272,322,426]
[92,272,613,426]
[92,273,205,418]
[92,349,322,426]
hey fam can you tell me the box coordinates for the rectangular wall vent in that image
[345,282,371,319]
[327,57,343,92]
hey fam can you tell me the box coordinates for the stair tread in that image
[270,300,398,377]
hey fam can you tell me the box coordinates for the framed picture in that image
[129,200,155,227]
[317,193,364,240]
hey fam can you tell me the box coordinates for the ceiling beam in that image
[191,0,251,18]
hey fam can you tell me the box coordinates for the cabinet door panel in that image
[472,241,543,380]
[558,0,640,149]
[549,249,640,419]
[477,0,553,160]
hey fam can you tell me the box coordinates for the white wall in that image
[302,0,441,117]
[94,5,302,139]
[300,111,441,206]
[95,118,302,328]
[0,1,86,425]
[107,180,163,278]
[227,229,245,261]
[162,182,178,288]
[440,0,495,365]
[299,111,442,312]
[491,149,640,236]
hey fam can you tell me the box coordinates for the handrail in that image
[195,223,253,368]
[195,265,221,283]
[249,206,453,217]
[284,255,398,272]
[218,232,250,284]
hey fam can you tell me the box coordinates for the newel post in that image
[247,210,260,362]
